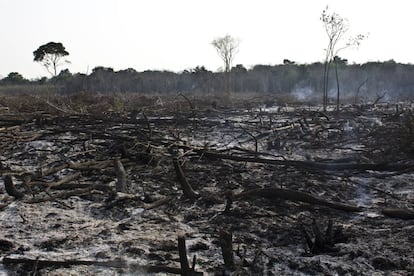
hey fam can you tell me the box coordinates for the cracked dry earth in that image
[0,103,414,275]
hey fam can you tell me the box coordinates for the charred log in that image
[234,187,362,212]
[381,208,414,220]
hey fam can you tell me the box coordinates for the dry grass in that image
[0,87,323,115]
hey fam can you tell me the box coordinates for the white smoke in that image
[292,86,314,101]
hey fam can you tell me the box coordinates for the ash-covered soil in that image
[1,102,414,275]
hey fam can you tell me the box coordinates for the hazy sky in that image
[1,0,413,79]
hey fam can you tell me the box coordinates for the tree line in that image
[2,59,414,103]
[1,7,413,104]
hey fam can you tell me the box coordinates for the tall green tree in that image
[2,72,27,85]
[33,42,70,77]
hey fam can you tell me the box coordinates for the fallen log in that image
[2,256,183,274]
[39,163,69,177]
[0,125,21,132]
[2,256,126,269]
[144,196,173,210]
[24,187,101,204]
[234,188,362,213]
[105,192,139,209]
[37,159,128,178]
[381,208,414,220]
[196,150,413,172]
[47,172,81,188]
[28,172,82,189]
[68,160,115,171]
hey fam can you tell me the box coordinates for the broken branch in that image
[173,158,198,200]
[235,187,362,212]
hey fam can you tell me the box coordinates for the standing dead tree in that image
[219,230,235,269]
[354,77,369,104]
[320,7,366,112]
[211,35,240,96]
[177,235,202,275]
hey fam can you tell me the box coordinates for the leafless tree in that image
[320,7,366,111]
[211,34,240,95]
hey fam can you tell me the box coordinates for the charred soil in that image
[0,99,414,275]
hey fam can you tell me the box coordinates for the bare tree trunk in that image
[323,61,331,111]
[323,62,328,111]
[335,60,340,112]
[226,71,231,97]
[326,62,331,109]
[219,230,234,269]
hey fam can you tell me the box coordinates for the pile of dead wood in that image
[2,105,414,274]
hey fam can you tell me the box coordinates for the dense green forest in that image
[2,59,414,103]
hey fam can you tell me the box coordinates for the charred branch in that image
[234,187,362,212]
[173,158,198,200]
[197,149,412,173]
[4,175,24,199]
[3,256,186,275]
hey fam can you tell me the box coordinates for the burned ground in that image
[0,99,414,275]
